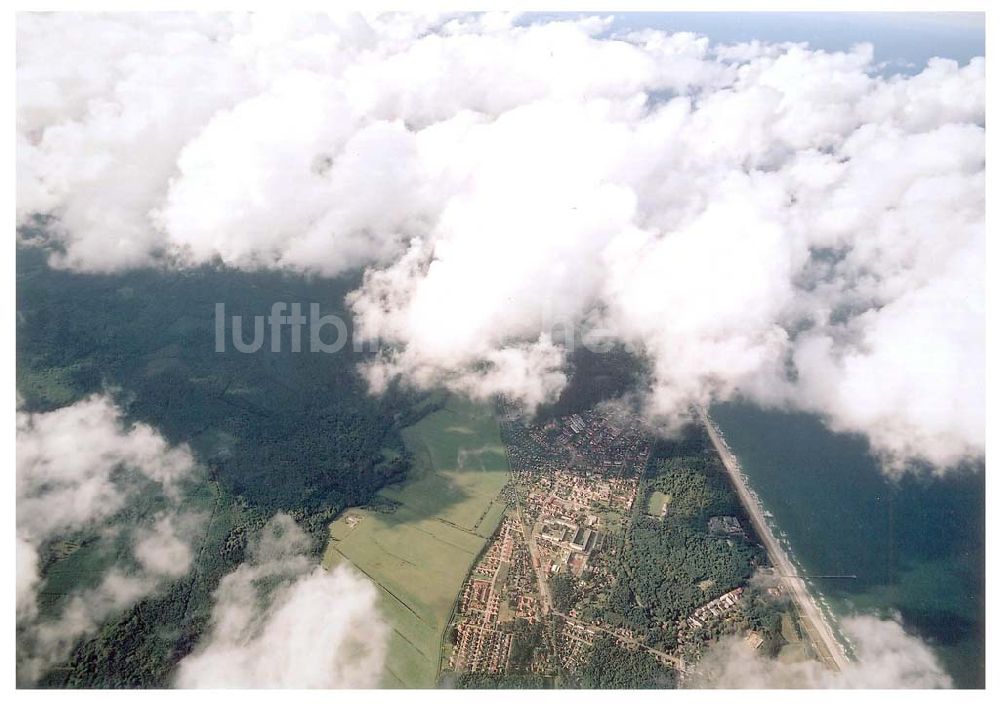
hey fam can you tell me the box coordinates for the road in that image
[504,456,554,616]
[553,611,687,672]
[503,413,685,673]
[698,407,850,672]
[517,505,553,615]
[509,489,682,674]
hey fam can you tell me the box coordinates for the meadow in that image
[645,491,670,518]
[322,396,511,687]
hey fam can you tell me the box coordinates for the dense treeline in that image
[741,585,790,657]
[597,424,765,650]
[616,521,760,625]
[34,481,279,688]
[549,574,577,613]
[645,457,744,524]
[507,618,545,673]
[576,636,676,689]
[17,245,419,515]
[454,673,553,689]
[534,345,647,423]
[17,245,426,686]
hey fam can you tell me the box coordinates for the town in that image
[443,401,795,686]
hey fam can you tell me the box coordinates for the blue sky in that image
[521,12,985,71]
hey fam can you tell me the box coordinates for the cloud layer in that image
[16,395,202,683]
[16,13,985,473]
[16,400,386,687]
[175,513,389,688]
[689,614,951,688]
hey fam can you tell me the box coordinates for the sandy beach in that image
[698,408,850,672]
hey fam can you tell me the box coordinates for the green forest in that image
[17,244,430,686]
[577,636,676,689]
[17,245,423,515]
[596,423,766,651]
[17,241,775,687]
[534,344,647,423]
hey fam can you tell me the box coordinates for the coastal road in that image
[697,408,850,672]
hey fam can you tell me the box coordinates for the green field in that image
[16,365,82,408]
[778,612,809,663]
[36,473,222,616]
[321,396,510,687]
[646,491,671,518]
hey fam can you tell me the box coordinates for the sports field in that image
[321,396,510,687]
[646,490,671,518]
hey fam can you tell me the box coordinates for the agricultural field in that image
[321,396,511,688]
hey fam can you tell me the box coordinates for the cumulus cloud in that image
[16,534,41,621]
[688,614,951,688]
[175,513,388,688]
[16,395,202,683]
[16,13,985,473]
[16,394,195,539]
[133,513,199,579]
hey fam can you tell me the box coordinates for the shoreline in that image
[698,407,850,672]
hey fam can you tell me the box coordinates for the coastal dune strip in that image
[697,408,850,672]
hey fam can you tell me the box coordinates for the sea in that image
[711,401,985,688]
[516,9,987,689]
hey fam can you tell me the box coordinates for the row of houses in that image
[686,587,744,630]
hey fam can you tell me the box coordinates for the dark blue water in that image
[711,401,984,688]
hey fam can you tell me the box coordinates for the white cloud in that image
[175,513,388,688]
[17,13,255,272]
[15,13,985,473]
[16,395,202,684]
[21,570,159,684]
[689,614,951,688]
[16,534,40,622]
[16,394,195,540]
[133,513,199,578]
